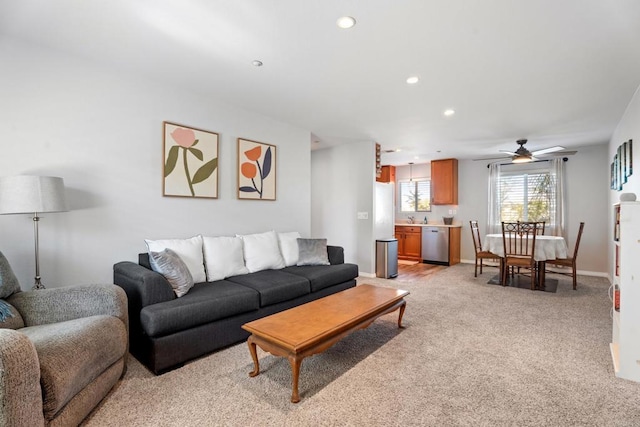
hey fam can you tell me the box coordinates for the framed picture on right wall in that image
[237,138,277,200]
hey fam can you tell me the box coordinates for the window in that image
[498,171,555,223]
[399,180,431,212]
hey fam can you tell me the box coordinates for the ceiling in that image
[2,0,640,165]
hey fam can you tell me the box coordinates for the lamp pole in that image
[32,213,44,289]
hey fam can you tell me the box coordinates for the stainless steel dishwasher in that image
[421,226,449,265]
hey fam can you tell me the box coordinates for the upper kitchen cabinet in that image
[377,165,396,183]
[431,158,458,205]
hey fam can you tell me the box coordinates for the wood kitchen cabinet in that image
[377,165,396,183]
[394,225,421,261]
[431,158,458,205]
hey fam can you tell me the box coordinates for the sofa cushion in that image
[145,236,206,283]
[202,235,249,281]
[19,315,127,419]
[140,280,260,337]
[283,263,359,292]
[226,270,310,307]
[296,238,330,266]
[149,248,194,297]
[0,251,21,319]
[237,231,286,272]
[277,231,301,266]
[0,300,24,329]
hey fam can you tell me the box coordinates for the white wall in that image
[0,39,311,289]
[608,84,640,278]
[311,141,376,274]
[393,146,610,275]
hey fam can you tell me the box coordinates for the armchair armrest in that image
[0,329,45,427]
[327,245,345,265]
[7,284,127,328]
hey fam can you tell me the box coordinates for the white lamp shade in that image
[0,175,68,214]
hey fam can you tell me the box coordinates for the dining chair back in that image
[501,221,541,290]
[537,221,546,235]
[549,222,585,290]
[469,220,501,277]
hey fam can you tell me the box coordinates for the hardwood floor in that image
[396,261,447,281]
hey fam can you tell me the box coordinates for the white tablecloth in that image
[482,234,568,261]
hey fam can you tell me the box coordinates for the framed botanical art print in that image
[237,138,276,200]
[163,121,219,198]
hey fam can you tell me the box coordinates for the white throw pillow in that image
[277,231,301,267]
[202,236,249,281]
[237,230,286,273]
[145,235,206,283]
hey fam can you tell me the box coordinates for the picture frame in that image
[626,139,633,177]
[237,138,276,200]
[611,162,615,190]
[617,146,623,190]
[163,121,219,198]
[623,142,628,183]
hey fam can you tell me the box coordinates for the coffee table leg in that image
[398,300,407,328]
[247,336,260,377]
[288,355,303,403]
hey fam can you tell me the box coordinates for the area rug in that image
[82,264,640,426]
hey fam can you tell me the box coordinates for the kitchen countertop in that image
[395,223,462,228]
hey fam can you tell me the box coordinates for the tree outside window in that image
[399,180,431,212]
[499,172,555,224]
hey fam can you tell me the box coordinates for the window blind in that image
[498,171,556,223]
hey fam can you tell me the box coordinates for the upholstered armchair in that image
[0,274,128,426]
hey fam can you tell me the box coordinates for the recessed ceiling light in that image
[443,109,455,116]
[336,16,356,29]
[406,76,419,84]
[252,60,263,67]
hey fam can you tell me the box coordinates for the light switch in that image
[357,212,369,220]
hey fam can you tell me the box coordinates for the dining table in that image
[482,234,569,290]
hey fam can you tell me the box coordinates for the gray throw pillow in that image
[0,251,20,299]
[149,248,195,297]
[0,300,24,329]
[296,238,330,266]
[0,251,21,322]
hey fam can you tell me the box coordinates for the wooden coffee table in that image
[242,284,409,403]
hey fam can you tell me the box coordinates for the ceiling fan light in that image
[512,154,533,163]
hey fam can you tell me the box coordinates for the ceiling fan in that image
[473,139,576,162]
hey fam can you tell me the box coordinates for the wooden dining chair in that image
[548,222,585,290]
[469,220,501,277]
[501,221,541,290]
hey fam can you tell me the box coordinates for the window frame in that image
[398,179,432,213]
[497,165,555,226]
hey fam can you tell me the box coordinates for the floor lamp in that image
[0,175,68,289]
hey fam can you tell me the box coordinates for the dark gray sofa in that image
[113,245,358,374]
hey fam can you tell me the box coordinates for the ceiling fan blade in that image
[499,150,518,156]
[531,146,565,156]
[534,150,578,157]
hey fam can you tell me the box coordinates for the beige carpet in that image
[83,264,640,426]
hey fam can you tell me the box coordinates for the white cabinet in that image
[611,202,640,382]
